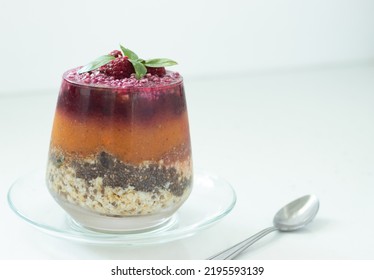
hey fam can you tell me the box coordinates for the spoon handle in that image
[207,227,277,260]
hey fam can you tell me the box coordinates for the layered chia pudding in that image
[46,47,193,232]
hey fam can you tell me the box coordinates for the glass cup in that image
[46,70,193,232]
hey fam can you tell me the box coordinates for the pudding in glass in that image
[46,49,192,232]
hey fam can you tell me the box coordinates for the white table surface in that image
[1,65,374,260]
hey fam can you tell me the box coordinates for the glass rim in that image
[62,68,184,92]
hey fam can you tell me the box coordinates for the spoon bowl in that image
[273,194,319,231]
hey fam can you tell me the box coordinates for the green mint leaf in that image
[120,45,139,60]
[144,58,177,68]
[130,59,147,79]
[77,55,115,74]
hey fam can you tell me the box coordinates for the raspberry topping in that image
[146,67,166,77]
[109,50,122,58]
[99,57,135,79]
[78,44,178,80]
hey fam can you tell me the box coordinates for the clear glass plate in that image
[7,169,236,245]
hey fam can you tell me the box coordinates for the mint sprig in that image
[120,45,138,60]
[78,45,177,79]
[144,58,177,67]
[132,60,147,79]
[77,55,115,74]
[120,45,147,79]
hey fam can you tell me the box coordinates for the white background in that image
[1,0,374,260]
[0,0,373,93]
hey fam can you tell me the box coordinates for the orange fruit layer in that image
[50,111,191,164]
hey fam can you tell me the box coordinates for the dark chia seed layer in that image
[72,151,190,196]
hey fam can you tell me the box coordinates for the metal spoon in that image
[208,194,320,260]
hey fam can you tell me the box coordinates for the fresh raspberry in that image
[109,50,122,58]
[99,57,135,79]
[146,67,166,77]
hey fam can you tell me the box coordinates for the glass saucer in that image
[7,169,236,245]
